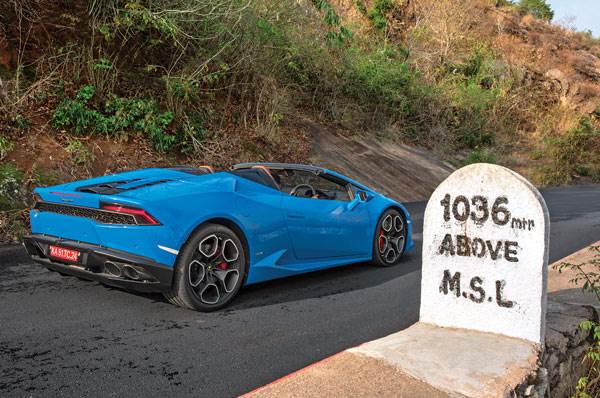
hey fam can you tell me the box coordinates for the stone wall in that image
[514,301,598,398]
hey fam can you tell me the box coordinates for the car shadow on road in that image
[118,247,422,313]
[225,250,421,311]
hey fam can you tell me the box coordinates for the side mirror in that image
[347,190,368,211]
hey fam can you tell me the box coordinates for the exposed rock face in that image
[544,69,569,94]
[513,301,598,398]
[307,119,454,202]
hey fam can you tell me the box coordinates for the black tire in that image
[164,223,247,312]
[371,208,407,267]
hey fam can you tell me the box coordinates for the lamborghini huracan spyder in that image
[24,163,413,311]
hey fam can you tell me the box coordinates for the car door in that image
[279,171,372,260]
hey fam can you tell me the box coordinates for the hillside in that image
[0,0,599,242]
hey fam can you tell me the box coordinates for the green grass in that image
[464,148,497,165]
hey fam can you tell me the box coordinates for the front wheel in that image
[372,208,407,267]
[164,223,247,312]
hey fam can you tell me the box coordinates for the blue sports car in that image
[24,163,413,311]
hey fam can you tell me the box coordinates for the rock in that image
[534,367,548,397]
[545,328,568,352]
[547,301,594,319]
[558,356,573,381]
[546,311,589,347]
[544,68,570,92]
[570,343,590,361]
[545,352,559,378]
[572,50,600,81]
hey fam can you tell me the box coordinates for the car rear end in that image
[23,167,209,292]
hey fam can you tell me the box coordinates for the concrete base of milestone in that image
[246,323,539,398]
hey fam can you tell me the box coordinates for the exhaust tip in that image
[104,261,122,277]
[122,265,141,280]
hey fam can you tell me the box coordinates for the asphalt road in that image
[1,185,599,397]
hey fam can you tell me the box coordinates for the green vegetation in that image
[353,0,368,15]
[13,114,28,130]
[65,139,96,167]
[54,0,495,152]
[312,0,353,45]
[0,136,14,160]
[517,0,554,21]
[497,0,554,21]
[0,0,559,160]
[464,149,497,165]
[0,0,596,210]
[33,168,62,188]
[53,85,176,152]
[554,246,600,398]
[368,0,394,31]
[540,116,600,185]
[0,164,25,211]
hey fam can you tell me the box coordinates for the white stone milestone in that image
[420,163,549,344]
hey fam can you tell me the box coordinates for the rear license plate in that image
[49,245,80,263]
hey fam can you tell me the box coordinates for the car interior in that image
[230,166,353,202]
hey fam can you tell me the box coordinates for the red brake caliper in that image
[379,228,385,252]
[217,261,228,270]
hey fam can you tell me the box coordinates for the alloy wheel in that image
[378,213,405,264]
[187,233,242,305]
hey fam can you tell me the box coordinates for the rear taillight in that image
[100,203,160,225]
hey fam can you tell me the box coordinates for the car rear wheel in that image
[164,223,247,312]
[372,208,407,267]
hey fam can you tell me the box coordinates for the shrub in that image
[33,168,62,187]
[0,210,29,243]
[464,149,497,165]
[541,116,600,185]
[368,0,394,31]
[65,139,96,167]
[340,46,415,116]
[0,164,26,211]
[13,114,28,130]
[0,136,14,160]
[0,0,567,172]
[517,0,554,21]
[312,0,353,46]
[353,0,368,15]
[53,85,176,152]
[177,113,209,155]
[438,43,506,148]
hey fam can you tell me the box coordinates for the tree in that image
[518,0,554,21]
